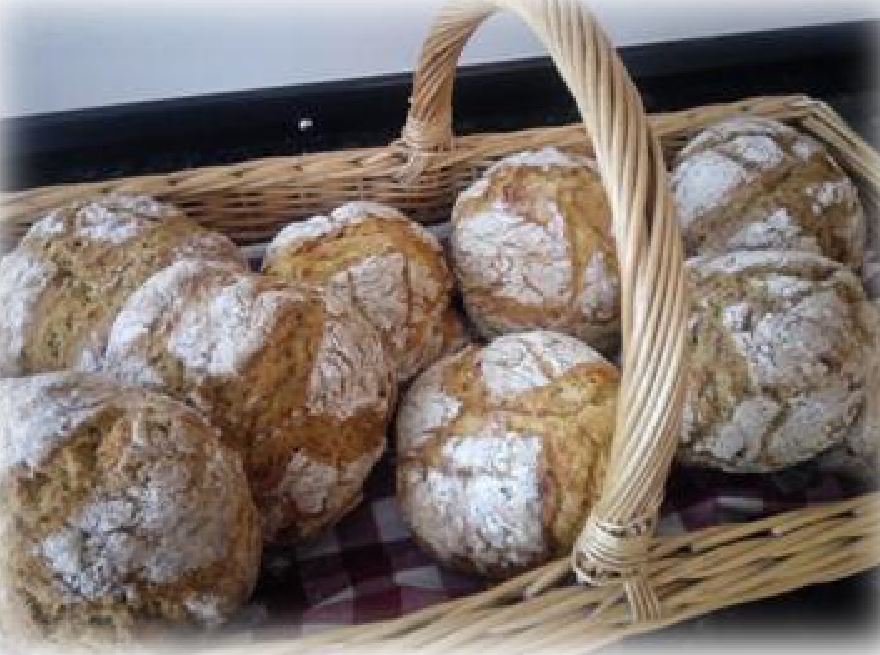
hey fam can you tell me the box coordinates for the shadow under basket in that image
[3,0,879,651]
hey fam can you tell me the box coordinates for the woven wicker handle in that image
[403,0,689,620]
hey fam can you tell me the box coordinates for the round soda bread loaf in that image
[0,194,245,377]
[450,148,620,352]
[0,372,260,646]
[671,117,865,265]
[262,201,454,383]
[681,250,879,473]
[101,260,395,545]
[396,330,619,579]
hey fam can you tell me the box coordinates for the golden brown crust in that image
[0,195,246,377]
[0,372,260,646]
[396,331,617,579]
[415,305,474,376]
[102,260,394,545]
[839,300,880,466]
[681,250,877,472]
[671,117,866,265]
[262,202,454,382]
[451,148,620,353]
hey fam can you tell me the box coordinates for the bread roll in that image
[0,194,245,377]
[262,201,454,382]
[681,251,879,473]
[0,372,260,645]
[101,260,394,544]
[451,148,619,352]
[671,117,865,265]
[396,330,618,578]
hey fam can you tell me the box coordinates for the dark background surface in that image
[3,18,878,647]
[3,21,877,191]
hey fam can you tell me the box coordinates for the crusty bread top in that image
[265,201,441,259]
[397,330,618,578]
[842,299,880,465]
[263,202,453,382]
[450,147,619,352]
[682,250,877,472]
[0,371,260,641]
[102,259,394,543]
[0,194,245,377]
[672,117,865,265]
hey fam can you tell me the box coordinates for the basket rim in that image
[4,93,875,252]
[4,94,874,224]
[0,94,820,202]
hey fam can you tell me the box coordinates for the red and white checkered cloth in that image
[228,451,873,638]
[232,233,879,638]
[230,454,484,639]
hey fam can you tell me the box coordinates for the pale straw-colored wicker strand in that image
[428,505,879,649]
[215,495,877,654]
[537,1,686,615]
[0,96,831,242]
[1,0,877,647]
[205,492,878,654]
[394,0,687,621]
[804,102,880,195]
[419,506,874,651]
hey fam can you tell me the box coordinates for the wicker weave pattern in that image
[262,493,877,654]
[401,0,688,622]
[0,97,849,249]
[1,98,861,244]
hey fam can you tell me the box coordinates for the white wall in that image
[3,0,876,118]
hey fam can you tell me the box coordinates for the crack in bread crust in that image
[101,261,393,546]
[672,117,866,266]
[682,251,877,472]
[0,194,246,378]
[451,147,620,354]
[0,372,260,645]
[263,202,453,383]
[396,331,618,579]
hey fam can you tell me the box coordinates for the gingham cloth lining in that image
[231,227,879,639]
[230,455,873,640]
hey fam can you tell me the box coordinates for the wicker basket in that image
[3,0,878,651]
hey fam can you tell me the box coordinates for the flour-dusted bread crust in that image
[262,201,454,383]
[101,260,394,545]
[671,117,866,265]
[0,372,260,646]
[419,305,473,368]
[451,148,620,352]
[0,195,245,377]
[841,299,880,466]
[681,251,878,473]
[396,330,618,579]
[815,302,880,484]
